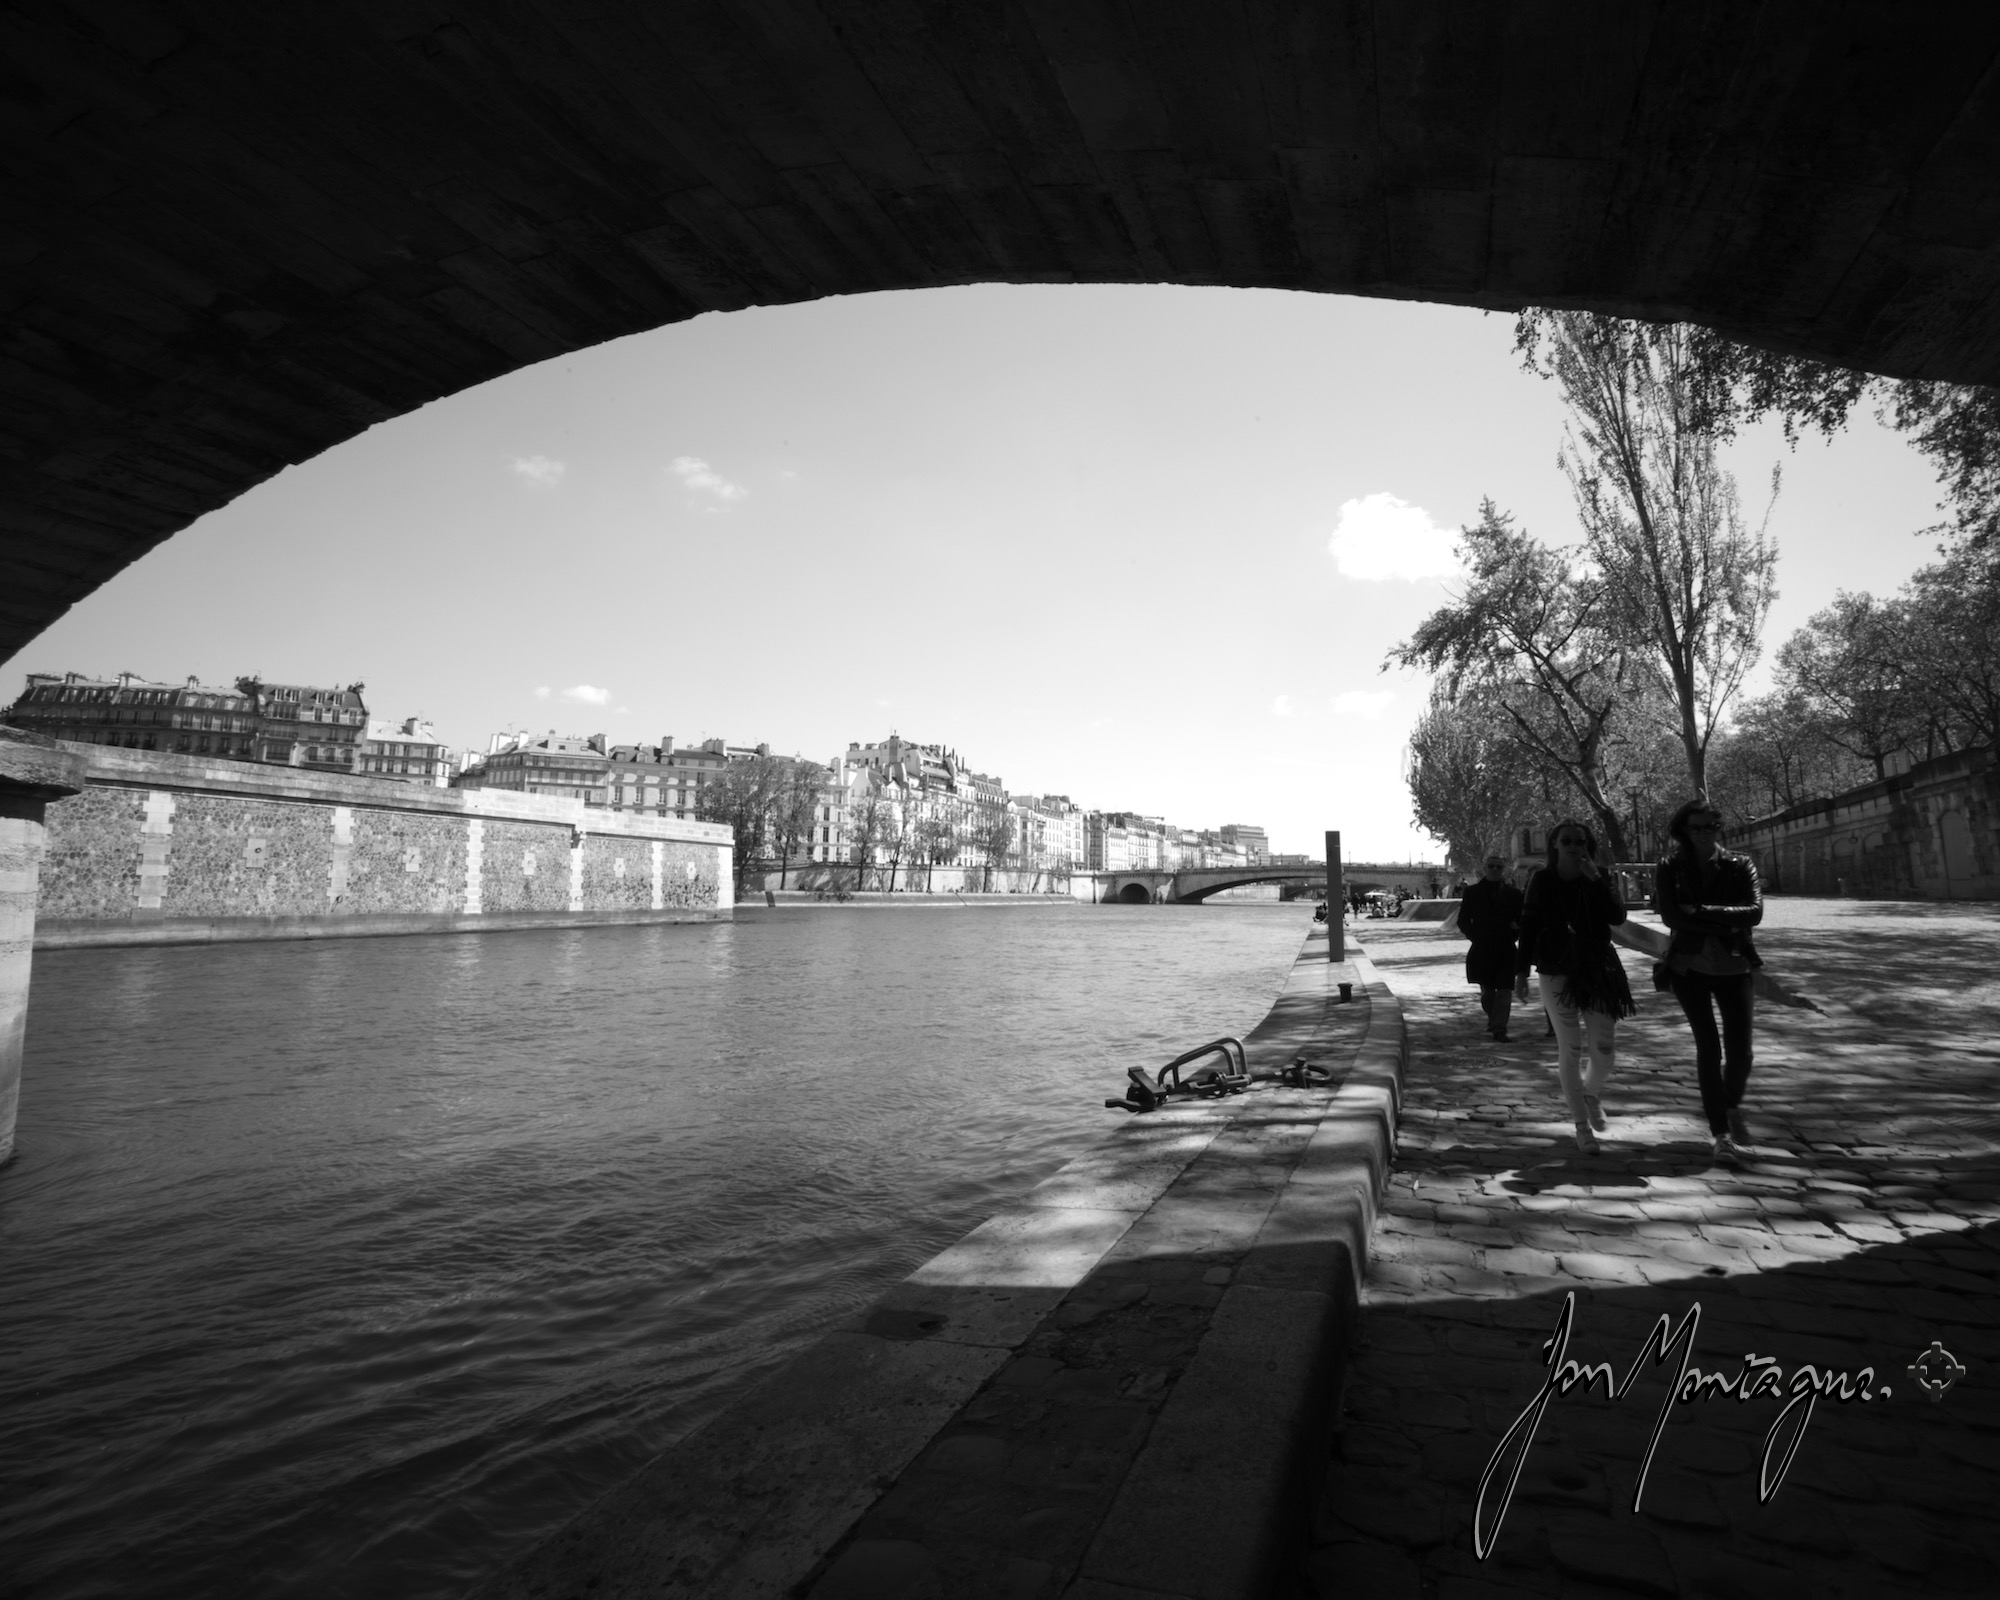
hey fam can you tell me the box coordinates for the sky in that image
[1,285,1950,860]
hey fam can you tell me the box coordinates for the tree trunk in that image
[1680,696,1707,797]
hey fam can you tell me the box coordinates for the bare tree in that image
[769,758,829,889]
[975,806,1016,892]
[845,789,890,891]
[913,813,955,892]
[883,787,914,893]
[1518,311,1778,793]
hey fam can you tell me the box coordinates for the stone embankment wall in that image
[34,745,732,948]
[1735,745,2000,900]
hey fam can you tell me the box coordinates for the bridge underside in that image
[8,4,2000,654]
[1170,872,1324,904]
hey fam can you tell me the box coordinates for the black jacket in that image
[1515,868,1628,979]
[1458,878,1523,988]
[1655,849,1764,968]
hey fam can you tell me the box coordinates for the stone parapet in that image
[0,725,88,819]
[30,742,733,947]
[71,743,729,840]
[1734,743,2000,899]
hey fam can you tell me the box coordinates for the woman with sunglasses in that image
[1656,800,1764,1162]
[1513,820,1634,1153]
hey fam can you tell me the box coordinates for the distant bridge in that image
[1087,861,1448,905]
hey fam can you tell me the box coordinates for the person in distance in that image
[1458,850,1524,1042]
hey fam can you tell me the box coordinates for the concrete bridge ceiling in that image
[7,3,2000,658]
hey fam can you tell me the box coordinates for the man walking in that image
[1458,852,1524,1041]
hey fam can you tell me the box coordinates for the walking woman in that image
[1513,820,1635,1153]
[1656,800,1764,1162]
[1458,851,1524,1040]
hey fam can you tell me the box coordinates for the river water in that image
[0,904,1311,1600]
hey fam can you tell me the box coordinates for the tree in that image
[1403,691,1540,872]
[913,813,955,892]
[1884,383,2000,553]
[882,786,914,892]
[975,806,1016,891]
[1656,326,2000,555]
[1902,548,2000,750]
[845,788,890,890]
[1774,591,1921,780]
[1704,689,1871,825]
[769,758,829,889]
[1389,500,1640,857]
[1518,311,1778,793]
[695,755,785,891]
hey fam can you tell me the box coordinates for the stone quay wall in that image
[1735,744,2000,900]
[32,745,733,948]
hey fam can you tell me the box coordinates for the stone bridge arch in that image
[7,5,2000,651]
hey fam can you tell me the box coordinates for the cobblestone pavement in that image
[1296,900,2000,1600]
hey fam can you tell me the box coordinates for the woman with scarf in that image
[1512,820,1634,1154]
[1656,799,1764,1163]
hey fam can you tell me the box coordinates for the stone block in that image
[1077,1284,1338,1599]
[858,1282,1072,1351]
[910,1208,1138,1292]
[1481,1246,1562,1277]
[1556,1252,1652,1286]
[473,1332,1008,1600]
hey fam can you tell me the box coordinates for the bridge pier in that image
[0,729,86,1165]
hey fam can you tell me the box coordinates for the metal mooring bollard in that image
[1338,982,1353,1003]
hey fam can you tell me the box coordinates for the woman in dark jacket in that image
[1512,819,1633,1154]
[1656,799,1764,1163]
[1458,851,1524,1040]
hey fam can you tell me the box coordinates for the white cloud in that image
[1333,690,1395,719]
[669,455,746,503]
[511,455,566,489]
[1326,493,1460,581]
[1270,694,1297,718]
[533,686,551,700]
[561,684,611,705]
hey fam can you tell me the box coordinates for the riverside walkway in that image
[1299,902,2000,1600]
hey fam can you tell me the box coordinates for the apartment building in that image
[5,671,260,759]
[358,716,450,785]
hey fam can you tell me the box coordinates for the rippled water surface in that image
[1,904,1311,1600]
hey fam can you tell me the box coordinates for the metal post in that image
[1325,829,1343,962]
